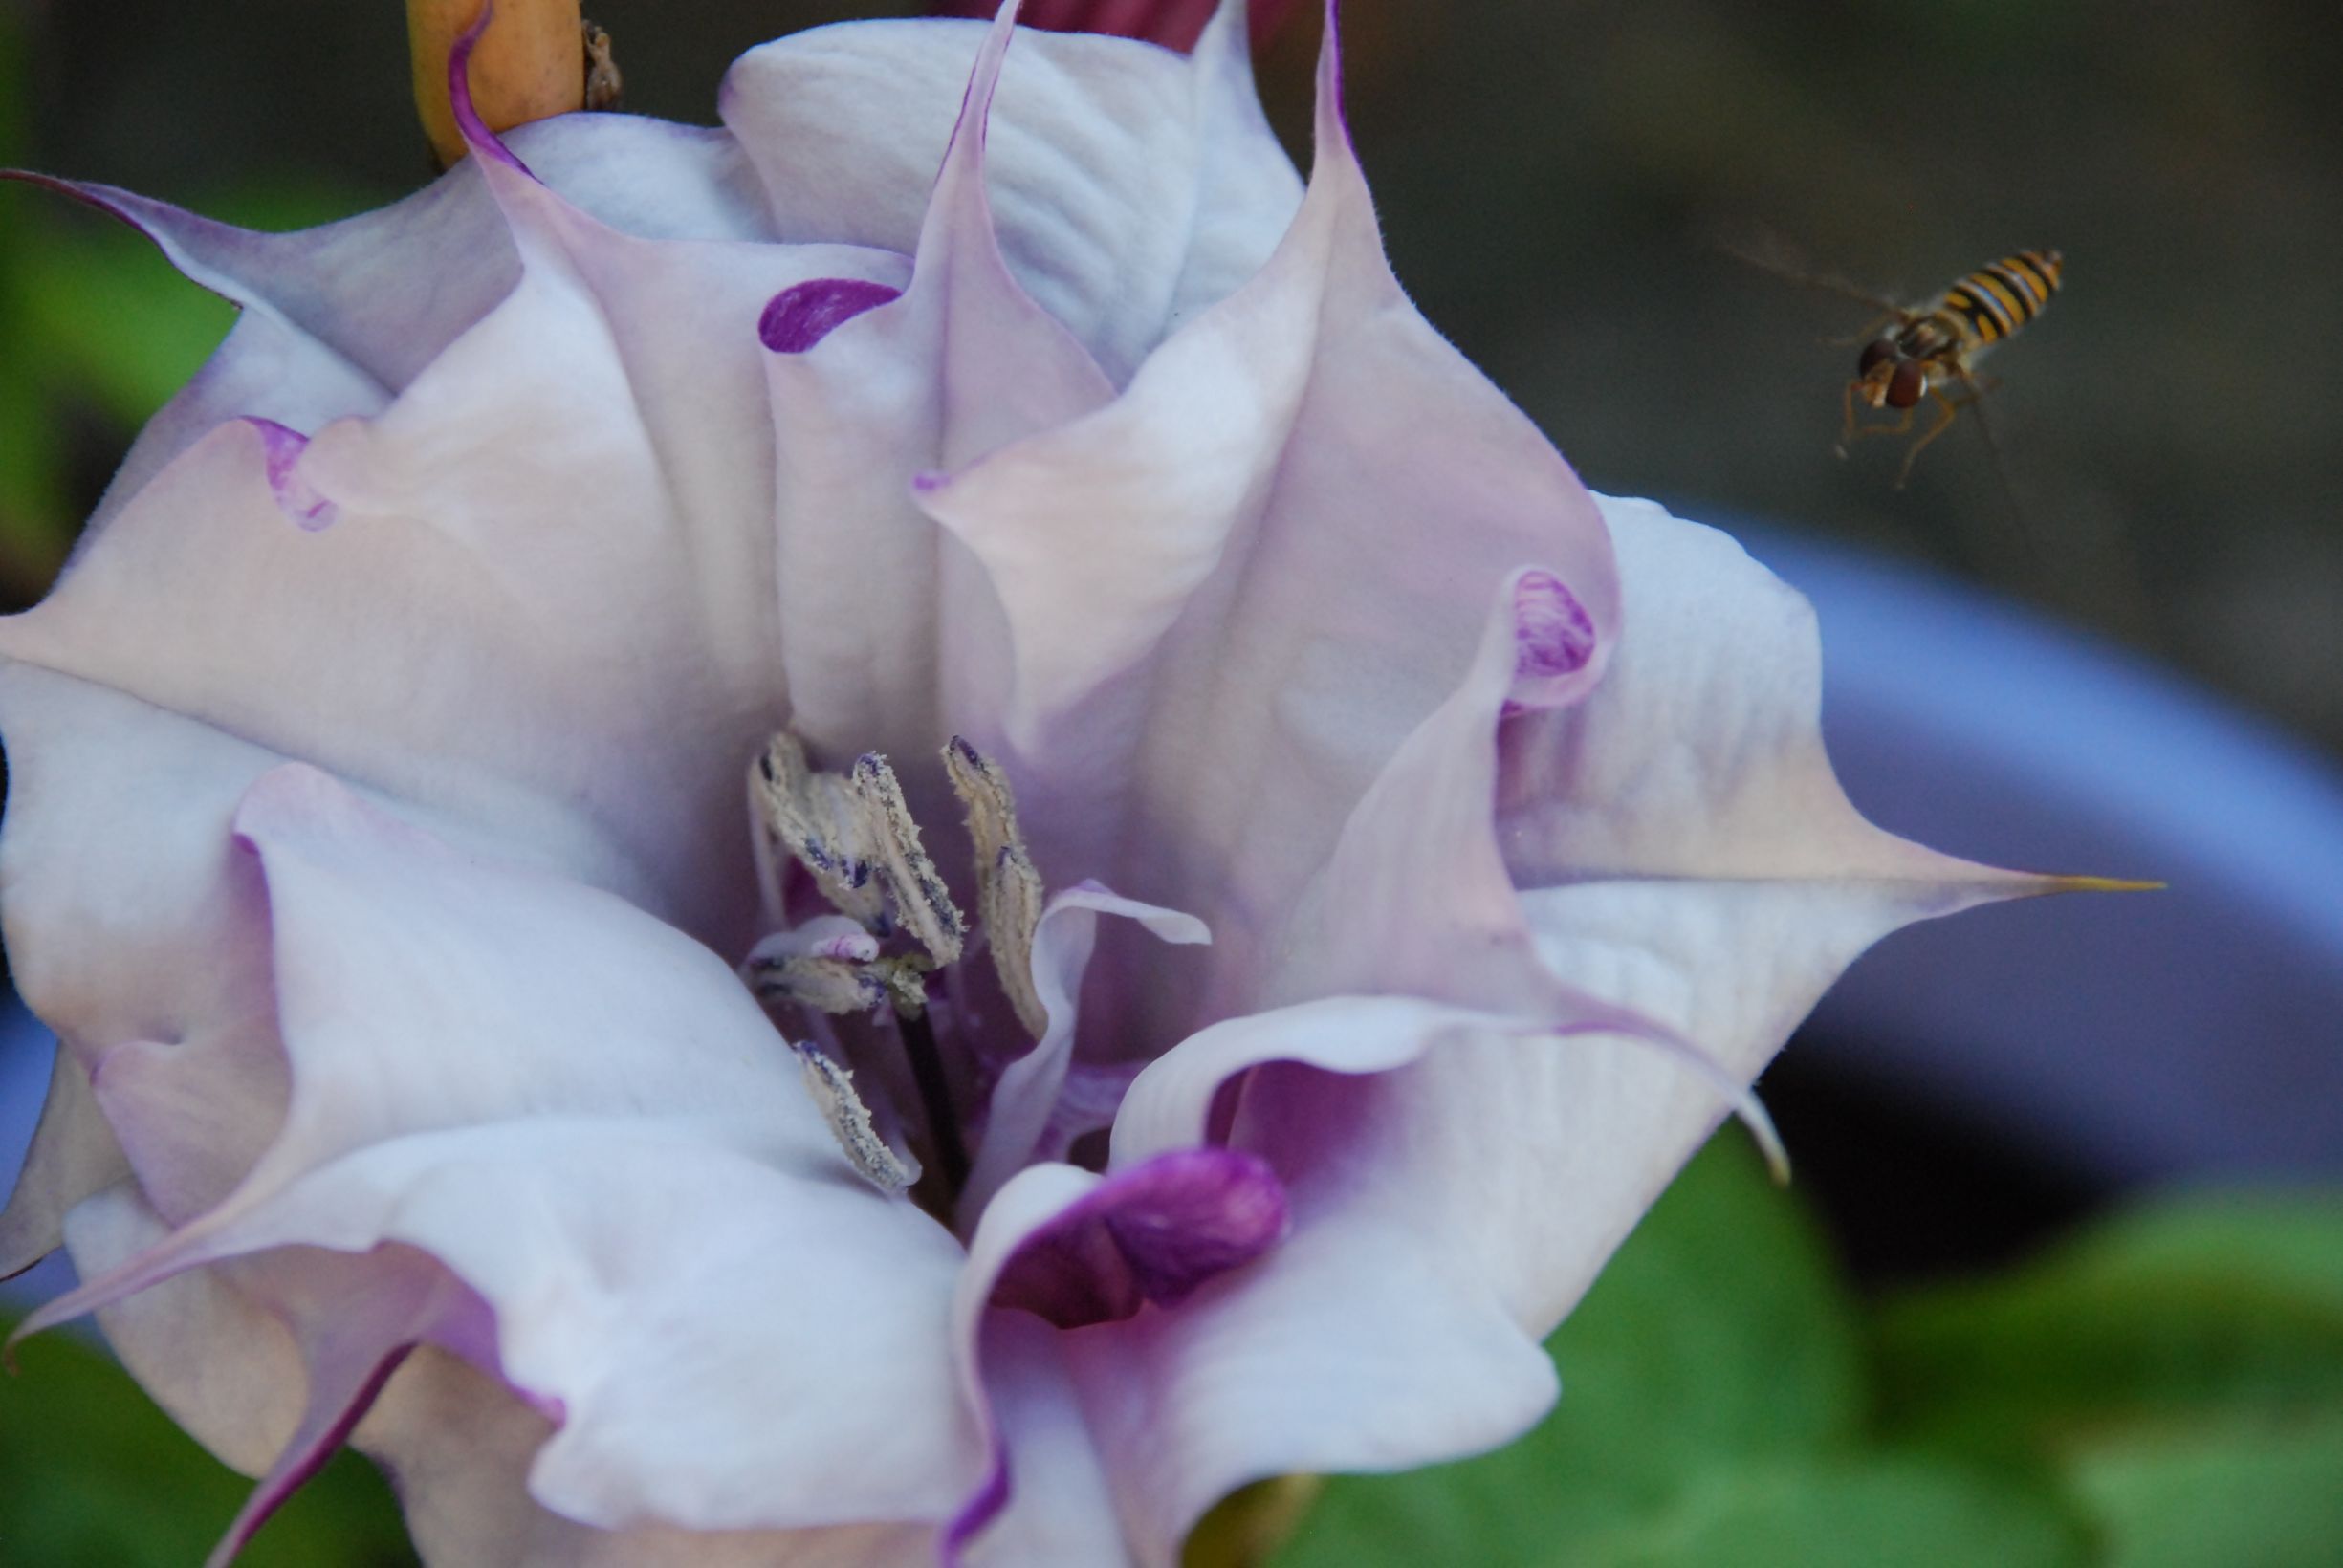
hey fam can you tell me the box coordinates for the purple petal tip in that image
[448,4,535,176]
[1504,568,1596,714]
[247,419,339,531]
[758,278,902,354]
[992,1148,1289,1329]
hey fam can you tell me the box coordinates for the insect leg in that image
[1894,390,1961,489]
[1842,398,1915,457]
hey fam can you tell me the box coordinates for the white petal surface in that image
[26,766,984,1535]
[723,11,1299,385]
[962,882,1209,1219]
[916,29,1619,1044]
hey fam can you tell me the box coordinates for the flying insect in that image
[1724,239,2065,490]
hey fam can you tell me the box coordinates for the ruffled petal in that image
[754,1,1119,775]
[0,193,887,942]
[914,11,1617,1040]
[0,666,296,1249]
[355,1349,938,1567]
[949,1151,1290,1567]
[21,766,984,1535]
[930,0,1304,54]
[968,1036,1560,1566]
[7,117,775,536]
[961,882,1209,1218]
[723,10,1299,386]
[0,1045,126,1276]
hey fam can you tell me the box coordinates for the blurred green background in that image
[2,0,2339,1562]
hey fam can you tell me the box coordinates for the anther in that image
[847,753,966,968]
[943,736,1049,1040]
[753,734,889,930]
[792,1042,917,1192]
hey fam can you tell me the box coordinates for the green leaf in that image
[1873,1191,2343,1465]
[2068,1413,2343,1568]
[0,1318,417,1566]
[1274,1133,1865,1566]
[1563,1455,2086,1568]
[12,224,241,430]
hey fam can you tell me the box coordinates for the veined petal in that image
[916,10,1618,1041]
[0,200,896,944]
[723,10,1299,387]
[5,117,775,537]
[19,767,983,1534]
[950,1151,1290,1567]
[755,1,1120,776]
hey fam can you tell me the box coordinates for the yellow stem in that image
[407,0,585,167]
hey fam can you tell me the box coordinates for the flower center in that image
[742,731,1048,1221]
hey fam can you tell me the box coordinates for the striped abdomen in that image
[1936,250,2064,346]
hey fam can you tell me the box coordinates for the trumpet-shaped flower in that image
[0,3,2065,1563]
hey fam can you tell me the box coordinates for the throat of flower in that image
[745,731,1046,1221]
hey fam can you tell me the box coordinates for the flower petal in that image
[754,1,1120,773]
[0,1046,126,1277]
[0,204,895,945]
[22,766,985,1534]
[5,116,775,535]
[914,12,1617,1040]
[356,1348,939,1567]
[0,665,296,1247]
[722,10,1298,385]
[949,1152,1290,1566]
[962,882,1209,1218]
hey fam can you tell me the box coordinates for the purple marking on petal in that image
[447,4,536,177]
[244,419,339,531]
[209,1343,414,1568]
[991,1148,1288,1329]
[758,278,903,354]
[1503,568,1597,716]
[941,1440,1014,1567]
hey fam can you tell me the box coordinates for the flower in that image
[0,2,2071,1564]
[929,0,1303,51]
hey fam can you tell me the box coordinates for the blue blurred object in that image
[1739,523,2343,1184]
[0,999,75,1311]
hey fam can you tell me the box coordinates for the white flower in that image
[0,4,2062,1563]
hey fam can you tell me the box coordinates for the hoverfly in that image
[1722,238,2065,492]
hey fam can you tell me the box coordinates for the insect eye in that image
[1857,338,1897,375]
[1886,360,1927,408]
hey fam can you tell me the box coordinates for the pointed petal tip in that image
[2048,874,2166,894]
[446,3,536,177]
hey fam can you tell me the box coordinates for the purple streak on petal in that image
[756,278,904,354]
[940,1437,1015,1566]
[243,419,339,531]
[990,1147,1287,1328]
[1503,568,1596,716]
[204,1342,415,1568]
[447,3,537,178]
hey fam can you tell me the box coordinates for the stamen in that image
[750,950,888,1014]
[847,753,966,968]
[793,1042,917,1192]
[943,736,1048,1040]
[893,1000,971,1195]
[753,734,888,930]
